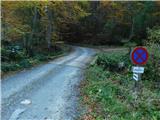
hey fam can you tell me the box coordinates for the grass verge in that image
[80,49,160,120]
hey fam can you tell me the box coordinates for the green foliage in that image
[81,51,160,120]
[33,54,48,61]
[144,44,160,83]
[143,26,160,82]
[1,46,26,62]
[1,44,67,74]
[147,26,160,44]
[2,62,21,72]
[2,1,160,46]
[95,45,160,83]
[96,51,130,71]
[19,59,32,68]
[70,1,160,45]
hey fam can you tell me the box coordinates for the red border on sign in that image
[131,47,149,65]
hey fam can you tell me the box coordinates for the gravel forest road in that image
[1,46,96,120]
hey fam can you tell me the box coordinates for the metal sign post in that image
[130,47,149,102]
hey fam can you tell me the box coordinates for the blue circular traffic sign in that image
[131,47,149,65]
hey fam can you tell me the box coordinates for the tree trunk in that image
[129,18,135,41]
[1,7,6,41]
[28,6,38,56]
[46,5,52,50]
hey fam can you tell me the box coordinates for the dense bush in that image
[1,62,21,72]
[144,45,160,83]
[1,46,26,62]
[96,51,130,72]
[1,44,68,74]
[19,59,32,68]
[33,54,48,61]
[143,26,160,83]
[147,26,160,44]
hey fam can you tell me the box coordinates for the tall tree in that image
[45,2,53,50]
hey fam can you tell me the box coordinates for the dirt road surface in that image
[1,46,96,120]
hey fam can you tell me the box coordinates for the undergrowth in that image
[80,49,160,120]
[1,44,70,75]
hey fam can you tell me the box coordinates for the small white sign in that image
[133,73,139,81]
[132,66,144,73]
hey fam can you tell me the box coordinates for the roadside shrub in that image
[147,26,160,44]
[1,62,21,72]
[96,52,130,72]
[33,54,48,61]
[16,50,26,59]
[144,44,160,84]
[1,48,10,62]
[28,58,40,65]
[144,26,160,83]
[19,59,31,68]
[1,46,26,62]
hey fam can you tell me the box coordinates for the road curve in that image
[1,46,96,120]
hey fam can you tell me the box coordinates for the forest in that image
[1,1,160,120]
[1,1,160,73]
[2,1,160,45]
